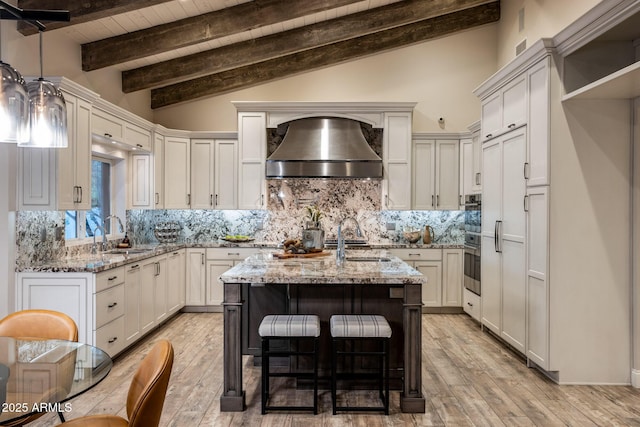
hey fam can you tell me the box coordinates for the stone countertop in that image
[220,250,424,285]
[17,240,463,274]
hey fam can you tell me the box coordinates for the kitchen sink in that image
[106,248,154,255]
[345,256,391,262]
[324,239,370,249]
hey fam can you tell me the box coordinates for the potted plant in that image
[305,205,323,229]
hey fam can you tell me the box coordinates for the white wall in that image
[496,0,601,68]
[0,144,17,319]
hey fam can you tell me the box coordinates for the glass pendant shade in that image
[20,78,67,147]
[0,61,29,143]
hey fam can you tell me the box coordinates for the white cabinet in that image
[94,267,126,357]
[480,74,526,142]
[460,122,482,198]
[463,289,481,322]
[190,138,238,209]
[163,136,191,209]
[206,259,233,306]
[140,255,167,336]
[92,108,124,142]
[124,121,152,152]
[389,248,462,309]
[129,154,152,209]
[153,131,165,208]
[123,262,141,346]
[185,248,206,305]
[92,107,151,152]
[526,57,550,187]
[238,112,266,209]
[481,128,527,354]
[166,249,186,315]
[18,89,94,211]
[412,139,459,210]
[382,112,412,210]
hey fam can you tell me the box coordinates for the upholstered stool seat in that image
[330,314,391,415]
[259,315,320,414]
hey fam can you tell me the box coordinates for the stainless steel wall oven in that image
[463,194,481,296]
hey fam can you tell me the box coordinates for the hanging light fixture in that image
[19,30,67,147]
[0,1,70,147]
[0,53,29,144]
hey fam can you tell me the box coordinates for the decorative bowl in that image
[403,230,422,243]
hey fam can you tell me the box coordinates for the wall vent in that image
[516,39,527,56]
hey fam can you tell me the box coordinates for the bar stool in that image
[330,314,392,415]
[258,314,321,414]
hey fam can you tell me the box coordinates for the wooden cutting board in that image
[273,251,331,259]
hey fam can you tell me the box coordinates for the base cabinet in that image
[463,289,481,322]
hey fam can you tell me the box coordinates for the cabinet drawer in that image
[95,266,125,292]
[92,110,124,140]
[389,248,442,261]
[95,316,126,357]
[125,122,152,152]
[463,289,481,322]
[95,283,125,328]
[206,247,259,261]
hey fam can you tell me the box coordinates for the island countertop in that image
[219,250,424,285]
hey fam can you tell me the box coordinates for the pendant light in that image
[19,30,67,148]
[0,44,29,143]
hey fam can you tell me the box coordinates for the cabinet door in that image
[383,112,412,210]
[155,256,168,323]
[73,97,93,210]
[238,112,266,209]
[166,250,185,314]
[164,136,190,209]
[526,186,549,368]
[153,133,164,208]
[185,249,206,305]
[414,261,441,307]
[435,140,459,210]
[481,138,502,237]
[190,139,215,209]
[527,57,550,187]
[460,138,474,200]
[18,147,56,209]
[480,91,501,141]
[481,234,501,335]
[471,130,482,192]
[140,259,157,335]
[412,140,435,210]
[206,260,233,306]
[130,154,152,208]
[124,122,152,151]
[442,249,462,307]
[501,75,526,131]
[214,139,238,209]
[501,128,527,242]
[124,263,141,345]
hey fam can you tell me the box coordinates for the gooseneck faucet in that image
[105,215,125,233]
[91,223,107,254]
[336,217,363,266]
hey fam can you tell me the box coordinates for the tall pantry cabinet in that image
[475,18,632,385]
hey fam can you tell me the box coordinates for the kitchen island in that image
[219,250,425,413]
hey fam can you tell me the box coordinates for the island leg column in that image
[220,282,245,411]
[401,283,426,413]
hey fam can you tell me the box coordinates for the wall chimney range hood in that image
[266,117,382,179]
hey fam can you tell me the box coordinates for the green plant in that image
[306,205,323,222]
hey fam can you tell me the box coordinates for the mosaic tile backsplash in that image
[15,179,463,267]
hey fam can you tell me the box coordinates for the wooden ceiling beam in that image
[16,0,173,35]
[81,0,363,71]
[150,2,500,109]
[123,0,496,93]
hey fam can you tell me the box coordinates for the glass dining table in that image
[0,337,112,425]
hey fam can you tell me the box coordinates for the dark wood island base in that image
[219,254,426,413]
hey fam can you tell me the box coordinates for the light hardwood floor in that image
[30,312,640,426]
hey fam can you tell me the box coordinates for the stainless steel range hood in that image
[266,117,383,179]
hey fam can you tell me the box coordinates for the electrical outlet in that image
[55,226,64,241]
[386,222,396,231]
[256,220,264,230]
[40,227,47,242]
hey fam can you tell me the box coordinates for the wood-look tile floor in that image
[30,313,640,426]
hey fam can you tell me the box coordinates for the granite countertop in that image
[18,240,463,274]
[220,249,424,285]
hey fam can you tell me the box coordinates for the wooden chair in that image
[0,309,79,427]
[56,339,174,427]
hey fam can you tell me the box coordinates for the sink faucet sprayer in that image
[336,217,363,266]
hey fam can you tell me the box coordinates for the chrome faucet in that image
[91,223,107,254]
[105,215,125,233]
[336,217,363,266]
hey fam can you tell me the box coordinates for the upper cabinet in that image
[382,112,412,210]
[18,79,99,211]
[480,73,526,142]
[190,138,238,209]
[460,121,482,198]
[163,135,191,209]
[237,112,267,210]
[412,138,460,210]
[91,101,152,153]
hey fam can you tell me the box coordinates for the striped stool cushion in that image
[259,315,321,338]
[330,315,392,338]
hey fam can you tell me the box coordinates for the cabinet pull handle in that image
[228,252,240,256]
[156,262,161,276]
[436,195,440,207]
[524,162,529,180]
[431,195,434,207]
[508,123,516,129]
[485,133,493,139]
[385,194,389,207]
[201,253,205,265]
[108,337,118,343]
[261,194,264,207]
[408,253,421,257]
[216,194,219,206]
[524,195,529,212]
[155,192,160,205]
[187,193,191,205]
[467,302,473,307]
[210,194,214,206]
[173,251,179,255]
[107,276,118,281]
[459,195,462,206]
[136,143,143,148]
[494,221,499,252]
[475,172,481,185]
[108,302,118,308]
[130,264,139,270]
[104,133,112,138]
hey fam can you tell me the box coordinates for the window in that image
[65,157,115,241]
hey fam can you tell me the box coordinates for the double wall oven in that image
[463,194,481,296]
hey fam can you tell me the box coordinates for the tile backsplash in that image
[15,179,463,268]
